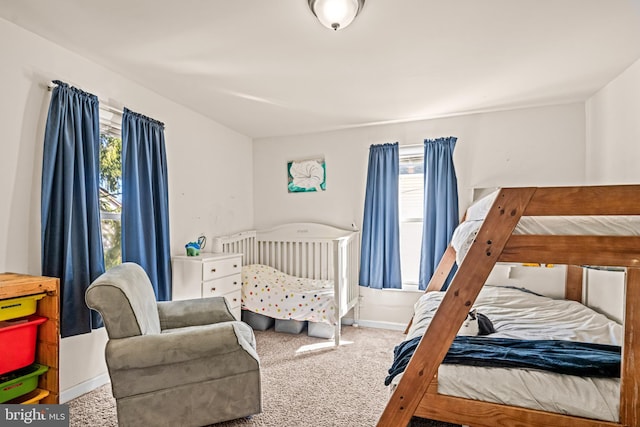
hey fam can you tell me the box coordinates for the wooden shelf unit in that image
[0,273,60,404]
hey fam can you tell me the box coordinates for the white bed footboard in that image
[217,223,360,345]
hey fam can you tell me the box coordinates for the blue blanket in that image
[384,336,621,386]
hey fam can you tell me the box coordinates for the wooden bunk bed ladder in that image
[378,187,536,427]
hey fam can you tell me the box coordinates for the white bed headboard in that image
[216,230,258,264]
[256,223,356,281]
[216,222,359,280]
[258,222,355,240]
[472,186,500,202]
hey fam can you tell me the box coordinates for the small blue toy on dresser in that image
[185,235,206,256]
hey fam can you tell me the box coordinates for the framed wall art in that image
[287,157,326,193]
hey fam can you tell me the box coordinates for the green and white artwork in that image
[287,157,326,192]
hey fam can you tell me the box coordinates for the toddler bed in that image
[216,223,360,346]
[379,185,640,427]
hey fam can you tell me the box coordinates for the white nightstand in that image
[172,252,243,320]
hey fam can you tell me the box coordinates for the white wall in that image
[586,58,640,184]
[585,57,640,321]
[0,17,254,400]
[254,103,587,326]
[254,103,586,229]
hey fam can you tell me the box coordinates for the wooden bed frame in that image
[378,185,640,427]
[216,222,361,346]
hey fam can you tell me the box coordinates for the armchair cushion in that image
[157,297,235,330]
[107,322,256,370]
[107,321,259,399]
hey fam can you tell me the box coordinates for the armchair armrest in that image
[106,321,256,369]
[157,296,234,330]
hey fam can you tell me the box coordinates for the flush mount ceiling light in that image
[308,0,365,31]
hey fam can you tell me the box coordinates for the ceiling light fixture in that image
[308,0,365,31]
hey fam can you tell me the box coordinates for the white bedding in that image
[452,189,640,264]
[395,285,622,422]
[241,264,337,324]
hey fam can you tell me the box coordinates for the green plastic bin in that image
[0,364,49,403]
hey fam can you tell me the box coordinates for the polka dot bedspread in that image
[241,264,337,325]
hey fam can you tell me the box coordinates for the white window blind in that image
[399,146,424,287]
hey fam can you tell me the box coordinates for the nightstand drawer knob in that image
[211,287,216,292]
[233,264,238,268]
[211,268,216,272]
[233,281,238,285]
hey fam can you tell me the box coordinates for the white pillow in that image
[466,189,500,221]
[451,220,482,264]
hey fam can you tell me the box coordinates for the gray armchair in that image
[85,263,261,427]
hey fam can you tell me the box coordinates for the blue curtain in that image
[359,143,402,289]
[41,80,105,338]
[121,108,172,301]
[419,137,459,290]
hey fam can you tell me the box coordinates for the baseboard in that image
[60,373,110,403]
[346,319,406,331]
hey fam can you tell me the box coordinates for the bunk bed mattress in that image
[241,264,337,324]
[452,215,640,265]
[393,285,622,422]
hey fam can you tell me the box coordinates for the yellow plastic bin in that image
[7,388,50,404]
[0,293,46,321]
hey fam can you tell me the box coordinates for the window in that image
[399,146,424,289]
[99,110,122,270]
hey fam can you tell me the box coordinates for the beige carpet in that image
[68,325,459,427]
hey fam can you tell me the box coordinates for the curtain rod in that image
[47,81,123,116]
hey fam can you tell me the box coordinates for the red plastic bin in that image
[0,315,47,375]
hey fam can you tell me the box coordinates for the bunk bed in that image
[378,185,640,427]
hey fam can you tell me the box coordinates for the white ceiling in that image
[2,0,640,139]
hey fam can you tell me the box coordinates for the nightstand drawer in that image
[205,275,241,297]
[203,258,241,281]
[221,289,241,311]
